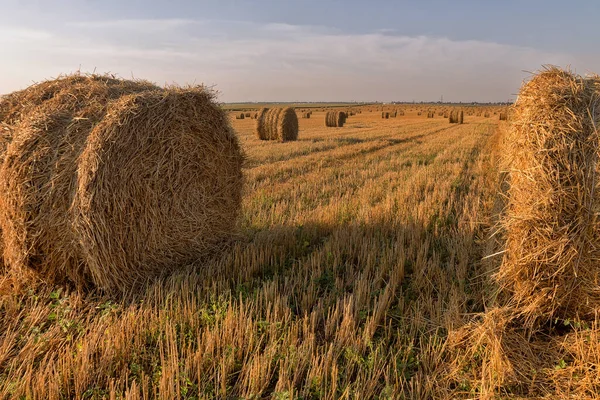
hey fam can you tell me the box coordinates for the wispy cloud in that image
[66,18,200,30]
[0,19,588,101]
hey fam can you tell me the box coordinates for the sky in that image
[1,0,600,102]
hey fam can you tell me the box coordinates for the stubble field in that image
[0,107,507,399]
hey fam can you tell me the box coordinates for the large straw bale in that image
[0,74,243,292]
[498,67,600,327]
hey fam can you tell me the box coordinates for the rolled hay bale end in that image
[0,75,244,292]
[236,112,245,120]
[499,112,508,121]
[448,111,456,123]
[255,108,269,139]
[278,107,299,141]
[499,67,600,327]
[245,112,250,118]
[325,111,345,127]
[458,110,464,124]
[255,107,298,141]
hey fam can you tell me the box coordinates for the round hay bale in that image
[458,110,464,124]
[499,67,600,327]
[255,107,298,141]
[325,111,345,127]
[0,75,244,292]
[255,108,269,139]
[449,111,459,123]
[278,107,299,141]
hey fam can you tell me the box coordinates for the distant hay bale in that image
[458,110,464,124]
[382,112,389,119]
[245,112,250,118]
[255,107,299,141]
[255,108,269,139]
[325,111,345,127]
[339,111,347,125]
[302,112,311,119]
[499,67,600,327]
[391,111,397,118]
[0,74,244,292]
[427,111,434,118]
[499,112,508,121]
[448,111,457,123]
[484,112,490,118]
[236,113,245,120]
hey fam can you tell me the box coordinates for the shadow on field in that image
[137,204,493,327]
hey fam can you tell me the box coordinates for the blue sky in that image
[2,0,599,102]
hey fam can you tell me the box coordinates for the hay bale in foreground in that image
[255,107,298,141]
[0,124,13,271]
[0,75,244,292]
[499,67,600,327]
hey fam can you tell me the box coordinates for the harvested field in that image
[0,105,514,398]
[2,89,594,398]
